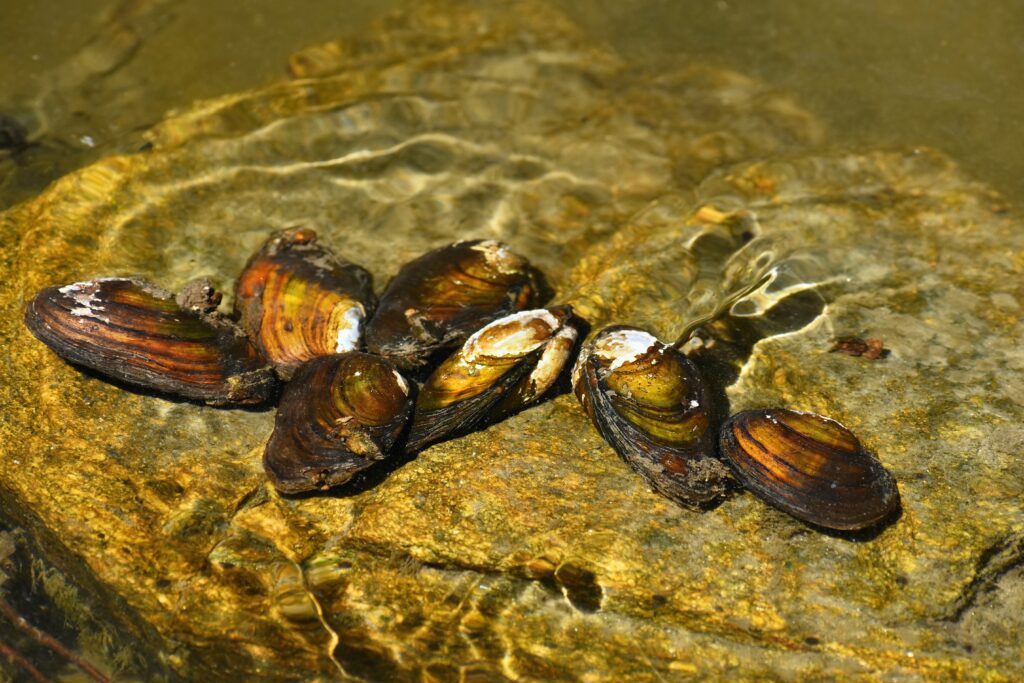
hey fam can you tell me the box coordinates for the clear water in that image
[2,1,1021,680]
[3,1,1022,209]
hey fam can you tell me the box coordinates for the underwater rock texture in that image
[1,2,1022,680]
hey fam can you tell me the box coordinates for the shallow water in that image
[1,1,1023,681]
[3,1,1023,209]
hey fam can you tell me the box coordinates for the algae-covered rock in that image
[1,2,1022,680]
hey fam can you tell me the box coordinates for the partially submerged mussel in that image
[24,277,276,405]
[407,305,579,452]
[571,271,840,512]
[719,409,899,530]
[235,228,375,380]
[573,326,729,508]
[263,353,414,493]
[22,227,901,532]
[365,240,545,369]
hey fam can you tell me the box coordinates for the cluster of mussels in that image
[24,229,899,531]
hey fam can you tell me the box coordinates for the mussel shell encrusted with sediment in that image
[573,326,729,508]
[24,277,276,405]
[263,353,414,493]
[235,228,375,380]
[406,305,579,452]
[365,240,545,369]
[719,409,900,530]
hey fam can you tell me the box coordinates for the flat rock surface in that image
[1,2,1022,680]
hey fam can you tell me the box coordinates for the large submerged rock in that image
[1,2,1022,680]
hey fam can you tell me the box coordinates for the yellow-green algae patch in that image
[2,2,1023,680]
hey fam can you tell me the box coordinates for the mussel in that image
[263,353,414,493]
[24,277,276,405]
[365,240,545,369]
[235,228,375,380]
[406,306,578,452]
[719,409,899,530]
[573,326,729,508]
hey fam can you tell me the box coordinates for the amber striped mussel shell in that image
[719,409,899,530]
[365,240,545,369]
[406,305,578,452]
[24,277,276,405]
[235,228,375,380]
[263,353,414,493]
[573,326,729,508]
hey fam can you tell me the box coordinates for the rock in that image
[1,2,1021,680]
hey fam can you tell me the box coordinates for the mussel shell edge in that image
[719,408,900,530]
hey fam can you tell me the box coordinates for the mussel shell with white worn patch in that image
[406,305,578,452]
[719,409,899,530]
[365,240,546,369]
[263,353,414,494]
[235,228,375,380]
[573,326,729,508]
[23,277,277,405]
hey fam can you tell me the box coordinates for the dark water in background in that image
[1,1,1022,680]
[2,0,1023,208]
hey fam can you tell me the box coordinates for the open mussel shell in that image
[719,409,899,530]
[24,277,276,405]
[263,353,414,494]
[235,228,375,380]
[406,305,578,452]
[573,326,729,508]
[365,240,546,369]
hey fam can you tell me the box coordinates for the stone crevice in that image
[943,531,1024,622]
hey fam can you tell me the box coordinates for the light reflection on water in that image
[0,0,1021,680]
[2,1,1022,208]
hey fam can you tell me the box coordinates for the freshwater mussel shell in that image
[263,353,414,493]
[406,305,578,452]
[24,277,276,405]
[235,228,375,380]
[719,409,899,530]
[573,325,729,508]
[365,240,545,369]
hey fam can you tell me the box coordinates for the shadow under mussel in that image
[0,113,28,154]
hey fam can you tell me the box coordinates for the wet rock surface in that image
[1,2,1022,680]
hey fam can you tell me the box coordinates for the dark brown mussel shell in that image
[573,326,729,508]
[719,409,899,530]
[24,277,276,405]
[235,228,375,380]
[264,353,414,493]
[406,305,578,452]
[365,240,545,369]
